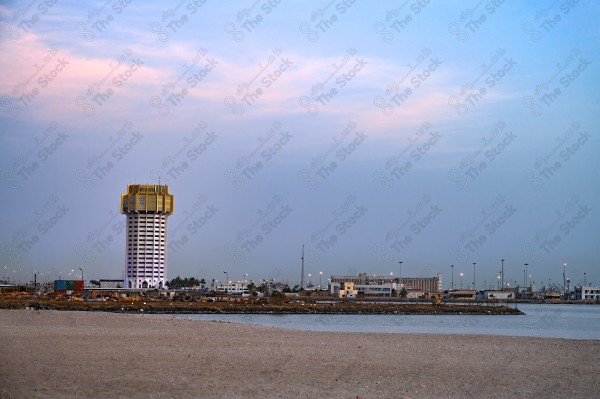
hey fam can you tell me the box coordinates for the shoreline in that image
[1,309,599,398]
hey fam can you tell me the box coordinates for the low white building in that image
[216,282,249,294]
[477,290,514,300]
[575,286,600,301]
[99,279,124,288]
[331,282,416,297]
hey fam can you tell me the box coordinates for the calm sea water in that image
[175,304,600,340]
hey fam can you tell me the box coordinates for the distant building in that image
[99,279,124,289]
[477,290,514,300]
[216,282,249,295]
[338,282,358,298]
[331,282,429,298]
[447,290,478,299]
[331,282,393,297]
[121,184,174,289]
[330,272,442,293]
[575,286,600,301]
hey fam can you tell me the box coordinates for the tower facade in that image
[120,184,174,289]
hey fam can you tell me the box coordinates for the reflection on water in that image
[175,304,600,340]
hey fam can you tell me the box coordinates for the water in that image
[174,304,600,340]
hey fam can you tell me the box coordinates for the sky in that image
[1,0,599,290]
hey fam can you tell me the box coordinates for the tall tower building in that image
[120,184,174,289]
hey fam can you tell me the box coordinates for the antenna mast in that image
[300,245,305,290]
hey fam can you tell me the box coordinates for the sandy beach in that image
[1,310,598,399]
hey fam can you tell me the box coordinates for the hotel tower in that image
[120,184,174,289]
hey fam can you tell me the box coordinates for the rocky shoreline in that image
[1,299,524,315]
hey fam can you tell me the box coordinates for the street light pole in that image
[460,272,464,289]
[78,267,84,286]
[319,271,323,290]
[473,262,476,290]
[223,270,228,294]
[398,261,403,289]
[563,262,567,297]
[501,259,504,290]
[451,265,454,290]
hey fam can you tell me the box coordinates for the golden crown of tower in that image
[120,184,174,214]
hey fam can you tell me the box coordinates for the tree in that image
[168,276,203,289]
[89,280,101,287]
[399,288,408,299]
[269,290,286,304]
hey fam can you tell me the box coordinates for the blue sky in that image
[1,0,598,290]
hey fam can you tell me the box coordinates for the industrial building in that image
[120,184,174,289]
[330,272,442,293]
[575,286,600,301]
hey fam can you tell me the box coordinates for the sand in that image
[0,310,598,399]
